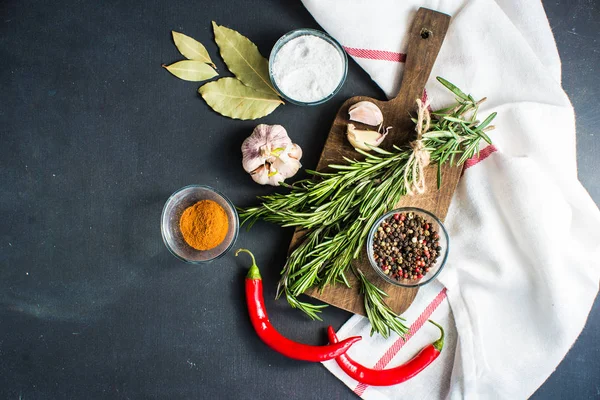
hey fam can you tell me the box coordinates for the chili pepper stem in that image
[428,319,445,352]
[236,248,262,280]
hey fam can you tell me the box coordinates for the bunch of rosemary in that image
[239,78,497,338]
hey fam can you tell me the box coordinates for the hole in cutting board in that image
[420,28,431,39]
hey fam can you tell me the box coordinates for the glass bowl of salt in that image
[269,28,348,106]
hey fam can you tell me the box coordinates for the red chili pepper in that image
[327,320,444,386]
[236,249,361,362]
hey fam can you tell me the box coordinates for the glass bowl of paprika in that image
[161,184,239,264]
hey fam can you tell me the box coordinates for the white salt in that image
[272,35,344,103]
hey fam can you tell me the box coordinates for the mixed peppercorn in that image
[372,212,441,281]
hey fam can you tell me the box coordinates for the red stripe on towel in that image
[422,89,433,111]
[343,46,407,63]
[462,144,498,173]
[353,288,448,396]
[343,46,431,110]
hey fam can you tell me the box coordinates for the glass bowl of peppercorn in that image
[161,185,239,264]
[367,207,449,288]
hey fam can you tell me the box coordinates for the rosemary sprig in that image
[354,267,408,338]
[240,146,410,230]
[239,78,497,336]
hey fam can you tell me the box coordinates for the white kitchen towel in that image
[302,0,600,398]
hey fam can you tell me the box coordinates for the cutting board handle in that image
[390,8,451,110]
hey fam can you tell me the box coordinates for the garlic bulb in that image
[348,101,384,126]
[242,124,302,186]
[347,123,390,151]
[242,124,291,173]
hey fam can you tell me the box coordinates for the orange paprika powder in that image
[179,200,228,250]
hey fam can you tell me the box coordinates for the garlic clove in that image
[288,143,303,160]
[348,101,384,126]
[347,123,390,151]
[250,163,285,186]
[265,163,286,186]
[249,164,270,185]
[272,155,301,179]
[242,148,265,175]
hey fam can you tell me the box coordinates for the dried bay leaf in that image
[199,77,283,120]
[163,60,218,82]
[212,21,278,97]
[172,31,216,68]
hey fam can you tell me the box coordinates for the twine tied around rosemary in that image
[403,98,431,195]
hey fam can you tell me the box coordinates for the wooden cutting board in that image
[288,8,458,316]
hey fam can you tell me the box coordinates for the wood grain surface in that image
[289,8,458,316]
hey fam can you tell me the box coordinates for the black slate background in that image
[0,0,598,399]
